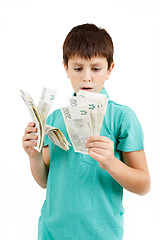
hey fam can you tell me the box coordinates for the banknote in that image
[69,96,98,135]
[20,87,70,152]
[77,91,109,134]
[45,125,70,151]
[62,91,109,154]
[61,105,93,154]
[20,89,43,151]
[38,87,56,123]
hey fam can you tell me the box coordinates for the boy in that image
[22,23,150,240]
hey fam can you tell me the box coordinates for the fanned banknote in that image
[20,87,70,152]
[77,91,108,134]
[61,91,109,154]
[61,105,93,154]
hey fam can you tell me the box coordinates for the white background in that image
[0,0,159,239]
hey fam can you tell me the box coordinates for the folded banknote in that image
[20,87,70,152]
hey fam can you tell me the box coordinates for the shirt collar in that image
[99,87,110,99]
[73,88,110,98]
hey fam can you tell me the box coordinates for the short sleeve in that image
[117,107,144,152]
[44,132,50,147]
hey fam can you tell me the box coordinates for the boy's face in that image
[64,56,114,94]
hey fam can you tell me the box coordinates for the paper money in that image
[62,91,109,154]
[38,87,56,123]
[61,105,93,154]
[20,89,43,151]
[77,91,108,134]
[69,96,99,135]
[20,87,70,152]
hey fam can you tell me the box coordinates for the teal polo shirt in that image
[38,88,144,240]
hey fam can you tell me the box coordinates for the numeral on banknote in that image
[70,99,77,107]
[80,110,88,115]
[62,108,71,119]
[89,104,96,110]
[50,95,54,100]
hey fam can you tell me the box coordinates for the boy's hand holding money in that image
[22,122,40,158]
[86,136,116,171]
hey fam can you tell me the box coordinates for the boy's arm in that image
[22,122,50,189]
[109,150,150,195]
[121,150,150,194]
[86,136,150,195]
[29,150,49,189]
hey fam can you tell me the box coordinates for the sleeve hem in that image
[44,142,49,147]
[117,144,144,152]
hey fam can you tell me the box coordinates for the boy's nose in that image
[84,79,91,82]
[83,70,91,82]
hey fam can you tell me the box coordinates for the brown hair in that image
[63,23,114,69]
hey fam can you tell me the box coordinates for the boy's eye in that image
[92,67,100,71]
[74,67,82,71]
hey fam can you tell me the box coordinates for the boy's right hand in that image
[22,122,40,158]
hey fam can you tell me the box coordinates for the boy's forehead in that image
[68,55,108,65]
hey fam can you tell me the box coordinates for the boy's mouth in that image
[81,87,93,91]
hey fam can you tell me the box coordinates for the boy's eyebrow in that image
[71,62,103,66]
[90,63,103,67]
[72,62,84,66]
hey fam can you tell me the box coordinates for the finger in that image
[87,135,111,143]
[23,139,37,148]
[89,147,106,156]
[88,148,105,162]
[27,122,35,127]
[25,126,37,134]
[23,134,38,141]
[86,141,108,150]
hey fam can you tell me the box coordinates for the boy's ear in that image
[63,61,70,78]
[106,62,114,80]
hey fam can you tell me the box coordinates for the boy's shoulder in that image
[107,99,136,119]
[106,99,142,135]
[46,109,62,124]
[101,88,136,119]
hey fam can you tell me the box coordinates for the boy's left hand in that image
[86,136,116,170]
